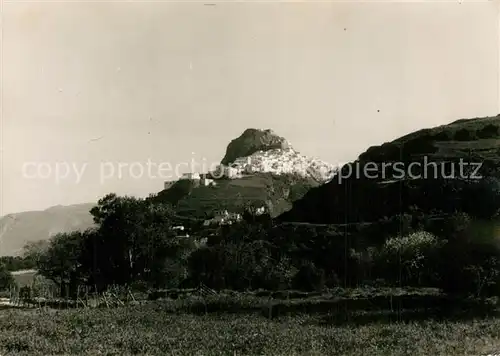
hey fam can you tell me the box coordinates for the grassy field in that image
[1,288,499,355]
[0,304,500,356]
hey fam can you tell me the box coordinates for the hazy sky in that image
[1,0,499,215]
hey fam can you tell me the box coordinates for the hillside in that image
[0,203,96,257]
[151,173,319,218]
[279,115,500,224]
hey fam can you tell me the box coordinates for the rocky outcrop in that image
[216,128,337,183]
[221,129,290,166]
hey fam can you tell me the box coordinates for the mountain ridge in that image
[278,115,500,224]
[0,203,96,257]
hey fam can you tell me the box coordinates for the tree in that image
[462,177,500,219]
[36,195,187,292]
[22,240,50,268]
[37,231,87,298]
[292,261,325,292]
[442,212,472,239]
[188,246,227,289]
[0,264,14,291]
[374,231,443,287]
[86,194,183,289]
[439,237,500,298]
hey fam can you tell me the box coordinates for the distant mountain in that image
[0,203,96,257]
[151,128,335,217]
[278,115,500,224]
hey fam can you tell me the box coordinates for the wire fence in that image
[1,281,219,310]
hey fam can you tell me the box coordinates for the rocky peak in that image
[221,128,291,165]
[217,128,337,183]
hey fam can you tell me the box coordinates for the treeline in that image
[8,183,499,300]
[189,211,500,297]
[0,255,37,272]
[0,241,47,291]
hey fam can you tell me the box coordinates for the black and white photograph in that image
[1,0,500,354]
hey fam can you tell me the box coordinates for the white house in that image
[180,172,200,180]
[203,210,242,226]
[255,206,266,215]
[200,174,216,186]
[224,166,241,179]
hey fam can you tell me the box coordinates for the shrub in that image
[260,257,297,291]
[439,237,500,298]
[443,212,472,239]
[375,231,443,287]
[0,265,15,291]
[291,262,325,292]
[462,177,500,219]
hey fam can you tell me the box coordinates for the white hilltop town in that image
[163,146,337,191]
[162,128,338,227]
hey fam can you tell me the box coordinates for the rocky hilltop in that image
[217,128,336,183]
[153,128,336,217]
[221,129,290,165]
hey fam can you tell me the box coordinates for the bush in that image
[462,177,500,219]
[0,265,15,291]
[443,212,472,239]
[292,262,325,292]
[259,258,297,291]
[439,237,500,298]
[374,231,443,287]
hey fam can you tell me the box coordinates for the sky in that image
[1,0,499,215]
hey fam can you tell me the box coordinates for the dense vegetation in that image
[0,255,37,272]
[7,192,496,301]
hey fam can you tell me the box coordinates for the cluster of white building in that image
[202,206,267,227]
[202,210,242,226]
[224,148,337,181]
[163,147,336,192]
[164,172,217,191]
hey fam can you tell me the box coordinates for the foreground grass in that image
[1,304,500,355]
